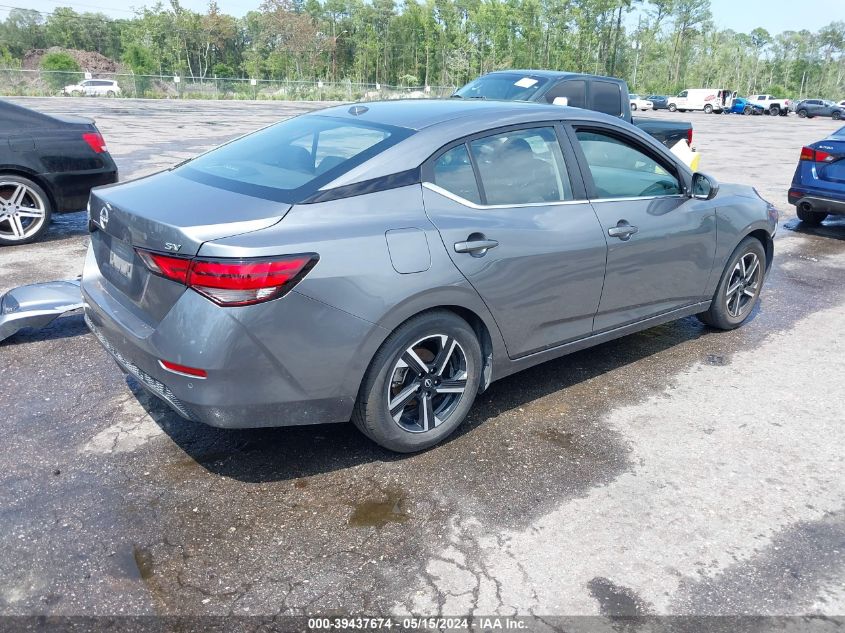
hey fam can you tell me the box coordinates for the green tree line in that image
[0,0,843,97]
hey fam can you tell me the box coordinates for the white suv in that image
[62,79,121,97]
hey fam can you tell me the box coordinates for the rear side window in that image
[432,145,481,204]
[575,130,681,199]
[469,127,572,205]
[590,81,623,117]
[545,80,586,108]
[180,115,411,201]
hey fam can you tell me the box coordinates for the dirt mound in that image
[22,47,121,73]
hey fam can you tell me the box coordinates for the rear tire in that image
[352,310,482,453]
[631,103,638,111]
[797,109,808,118]
[833,111,842,121]
[0,174,52,246]
[797,205,827,226]
[703,104,713,114]
[698,237,766,331]
[769,105,780,116]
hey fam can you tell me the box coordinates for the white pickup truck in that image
[747,94,791,116]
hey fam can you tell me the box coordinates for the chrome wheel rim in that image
[726,252,761,319]
[387,334,468,434]
[0,182,47,242]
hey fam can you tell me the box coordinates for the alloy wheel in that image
[0,182,47,242]
[725,252,761,319]
[387,334,468,433]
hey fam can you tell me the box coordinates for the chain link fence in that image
[0,69,457,101]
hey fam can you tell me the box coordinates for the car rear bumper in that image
[45,163,118,212]
[788,190,845,215]
[81,246,376,429]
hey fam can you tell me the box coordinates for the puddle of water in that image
[539,428,576,450]
[133,546,155,581]
[349,491,409,527]
[705,354,729,366]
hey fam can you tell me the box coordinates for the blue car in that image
[724,97,764,115]
[789,125,845,225]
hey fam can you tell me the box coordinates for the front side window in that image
[575,130,681,199]
[432,145,481,204]
[468,127,572,205]
[179,115,411,201]
[545,80,586,108]
[678,90,688,98]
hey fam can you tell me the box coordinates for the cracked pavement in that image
[0,98,844,619]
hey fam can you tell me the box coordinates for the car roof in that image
[313,98,574,131]
[308,99,675,191]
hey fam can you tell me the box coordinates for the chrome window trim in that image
[422,182,586,209]
[423,182,687,209]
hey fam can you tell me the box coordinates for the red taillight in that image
[136,250,191,284]
[800,146,834,162]
[159,359,207,378]
[82,131,107,153]
[136,249,318,306]
[686,127,693,146]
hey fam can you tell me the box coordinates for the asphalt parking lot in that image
[1,98,844,621]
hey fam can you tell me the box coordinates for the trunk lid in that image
[89,170,291,323]
[812,138,845,185]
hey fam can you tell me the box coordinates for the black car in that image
[0,100,118,245]
[453,71,693,150]
[793,99,844,120]
[647,95,670,110]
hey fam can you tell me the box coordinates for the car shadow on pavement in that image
[783,216,845,240]
[137,314,719,485]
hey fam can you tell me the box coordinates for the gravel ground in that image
[0,98,844,624]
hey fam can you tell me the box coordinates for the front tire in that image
[668,104,677,112]
[352,311,482,453]
[704,104,713,114]
[797,109,808,118]
[769,105,780,116]
[833,111,842,121]
[698,237,766,330]
[0,175,52,245]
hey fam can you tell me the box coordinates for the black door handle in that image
[608,220,639,241]
[454,234,499,257]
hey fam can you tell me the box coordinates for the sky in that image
[8,0,845,36]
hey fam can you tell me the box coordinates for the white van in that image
[668,88,736,113]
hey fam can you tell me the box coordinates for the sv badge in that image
[164,242,182,252]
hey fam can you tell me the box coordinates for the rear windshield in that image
[454,74,549,101]
[178,115,412,202]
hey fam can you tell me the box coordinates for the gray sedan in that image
[82,100,777,452]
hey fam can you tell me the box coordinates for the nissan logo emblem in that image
[99,204,110,229]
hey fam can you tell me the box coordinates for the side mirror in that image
[552,97,569,106]
[691,172,719,200]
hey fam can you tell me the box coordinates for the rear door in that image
[422,124,608,358]
[568,124,717,331]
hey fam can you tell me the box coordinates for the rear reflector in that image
[800,146,834,162]
[159,359,207,378]
[82,131,107,153]
[136,250,319,306]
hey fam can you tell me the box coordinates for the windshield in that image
[454,74,549,101]
[178,115,412,201]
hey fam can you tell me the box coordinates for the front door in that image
[422,125,608,358]
[569,126,717,332]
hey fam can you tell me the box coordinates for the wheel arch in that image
[745,228,774,273]
[0,166,57,211]
[355,290,508,400]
